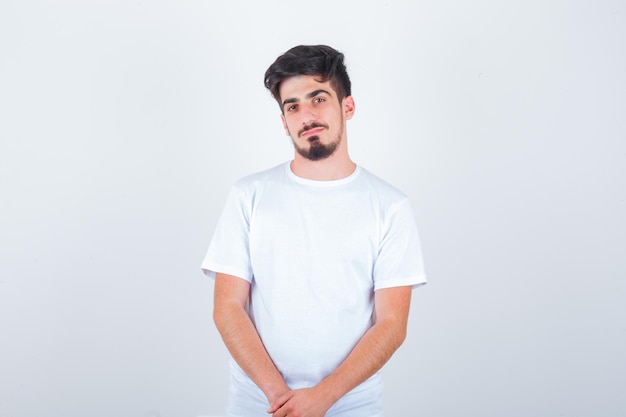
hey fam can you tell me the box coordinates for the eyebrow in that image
[282,89,332,108]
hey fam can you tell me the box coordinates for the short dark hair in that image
[264,45,352,109]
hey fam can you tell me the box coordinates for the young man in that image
[202,45,427,417]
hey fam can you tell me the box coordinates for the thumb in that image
[267,392,290,414]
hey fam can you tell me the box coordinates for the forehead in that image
[278,75,336,100]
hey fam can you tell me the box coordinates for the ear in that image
[280,113,290,136]
[343,96,356,120]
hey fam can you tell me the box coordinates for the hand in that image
[267,387,333,417]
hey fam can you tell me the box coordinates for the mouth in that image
[301,127,324,138]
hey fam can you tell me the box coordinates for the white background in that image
[1,1,625,416]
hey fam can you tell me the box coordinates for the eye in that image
[313,97,326,104]
[286,104,298,112]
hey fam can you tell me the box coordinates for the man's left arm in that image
[267,285,412,417]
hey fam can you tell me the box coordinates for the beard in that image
[292,118,344,161]
[293,136,339,161]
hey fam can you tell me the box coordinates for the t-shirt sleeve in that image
[201,186,253,282]
[373,198,427,291]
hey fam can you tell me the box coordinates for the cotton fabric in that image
[202,162,426,415]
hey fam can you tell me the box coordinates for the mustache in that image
[298,122,328,137]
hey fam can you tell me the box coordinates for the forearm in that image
[214,299,289,402]
[316,317,407,403]
[267,317,407,416]
[267,286,412,416]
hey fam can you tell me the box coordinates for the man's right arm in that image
[213,272,289,404]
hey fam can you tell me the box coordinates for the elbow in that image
[213,303,229,334]
[379,318,408,351]
[394,326,407,349]
[388,314,409,350]
[213,300,245,337]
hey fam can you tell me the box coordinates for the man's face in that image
[279,75,354,161]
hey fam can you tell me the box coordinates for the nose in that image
[300,104,317,124]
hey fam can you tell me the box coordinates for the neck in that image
[290,151,356,181]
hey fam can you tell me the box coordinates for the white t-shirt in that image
[202,162,427,411]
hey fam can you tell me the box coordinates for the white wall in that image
[1,1,624,416]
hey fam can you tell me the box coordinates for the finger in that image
[267,403,285,416]
[267,394,289,414]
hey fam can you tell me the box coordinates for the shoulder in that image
[357,166,409,205]
[231,162,289,195]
